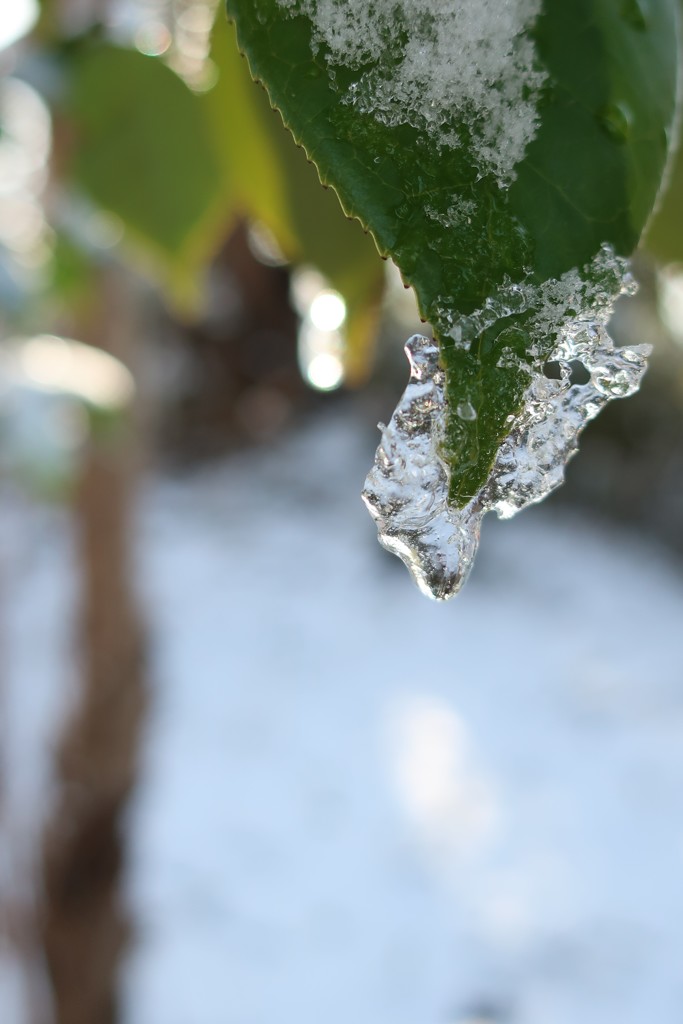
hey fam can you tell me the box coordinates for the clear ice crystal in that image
[363,305,649,601]
[362,338,482,600]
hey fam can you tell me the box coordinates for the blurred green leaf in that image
[47,230,95,308]
[206,14,384,382]
[642,0,683,266]
[226,0,678,503]
[67,44,228,308]
[643,136,683,266]
[204,15,297,256]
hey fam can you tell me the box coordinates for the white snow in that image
[3,411,683,1024]
[277,0,546,183]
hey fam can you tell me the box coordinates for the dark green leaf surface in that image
[226,0,678,504]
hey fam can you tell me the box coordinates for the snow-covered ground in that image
[4,410,683,1024]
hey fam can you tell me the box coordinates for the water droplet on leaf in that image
[456,400,478,421]
[598,102,632,142]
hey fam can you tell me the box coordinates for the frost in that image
[425,198,477,229]
[362,253,650,600]
[276,0,546,183]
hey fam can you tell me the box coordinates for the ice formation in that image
[362,256,650,600]
[275,0,545,183]
[269,1,652,598]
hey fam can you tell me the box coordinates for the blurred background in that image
[2,3,683,1024]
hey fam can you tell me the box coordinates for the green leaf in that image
[66,44,227,308]
[636,0,683,266]
[46,230,96,309]
[204,14,298,255]
[225,0,678,503]
[643,128,683,265]
[205,14,385,381]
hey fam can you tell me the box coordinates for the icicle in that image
[362,260,650,600]
[363,336,483,600]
